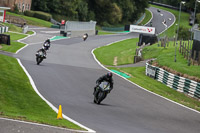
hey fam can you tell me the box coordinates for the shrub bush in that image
[34,11,52,21]
[24,10,35,17]
[196,13,200,25]
[178,26,191,40]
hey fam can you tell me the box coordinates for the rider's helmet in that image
[106,72,112,78]
[46,38,50,43]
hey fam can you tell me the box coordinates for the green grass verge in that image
[2,23,22,32]
[7,12,52,27]
[26,31,34,35]
[0,32,27,53]
[150,4,191,37]
[140,9,152,25]
[94,38,139,65]
[0,54,83,130]
[108,66,200,112]
[98,30,116,35]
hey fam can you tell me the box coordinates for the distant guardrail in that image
[146,61,200,99]
[0,26,9,33]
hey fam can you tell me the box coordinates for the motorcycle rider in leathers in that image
[93,72,113,95]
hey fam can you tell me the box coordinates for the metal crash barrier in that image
[146,61,200,99]
[60,20,96,37]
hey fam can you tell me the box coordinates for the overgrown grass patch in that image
[7,12,52,27]
[94,38,139,65]
[108,66,200,111]
[0,54,83,130]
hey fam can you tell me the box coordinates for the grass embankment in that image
[94,38,139,65]
[150,4,191,37]
[139,9,152,25]
[94,39,200,112]
[142,42,200,79]
[7,12,52,27]
[0,54,83,130]
[3,23,22,33]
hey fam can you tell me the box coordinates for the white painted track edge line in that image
[91,39,200,115]
[15,30,36,54]
[145,8,154,26]
[17,59,96,133]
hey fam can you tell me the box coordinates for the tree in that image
[108,3,122,24]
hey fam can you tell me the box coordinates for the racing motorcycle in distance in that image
[35,49,46,65]
[43,42,50,50]
[94,81,111,104]
[83,33,88,41]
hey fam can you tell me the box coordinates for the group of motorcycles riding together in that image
[35,33,112,104]
[35,33,88,65]
[35,38,50,65]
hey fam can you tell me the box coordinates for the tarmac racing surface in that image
[1,7,200,133]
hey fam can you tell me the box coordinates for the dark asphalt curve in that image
[14,8,200,133]
[146,7,175,34]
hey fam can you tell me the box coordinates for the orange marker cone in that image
[57,105,63,119]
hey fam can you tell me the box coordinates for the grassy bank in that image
[140,9,152,25]
[0,54,83,130]
[1,32,27,53]
[7,12,52,27]
[94,38,139,65]
[142,42,200,78]
[94,38,200,112]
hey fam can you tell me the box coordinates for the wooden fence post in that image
[198,52,200,66]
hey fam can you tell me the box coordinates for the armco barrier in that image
[0,26,8,34]
[146,61,200,99]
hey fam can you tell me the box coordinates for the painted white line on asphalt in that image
[17,59,96,133]
[145,8,154,26]
[41,31,60,33]
[91,40,200,115]
[0,117,92,133]
[15,30,37,54]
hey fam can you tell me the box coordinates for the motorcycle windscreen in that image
[99,82,110,91]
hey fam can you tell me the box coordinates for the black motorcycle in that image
[36,51,46,65]
[83,33,88,41]
[94,81,111,104]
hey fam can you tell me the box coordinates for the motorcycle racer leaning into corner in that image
[36,47,47,59]
[93,72,114,95]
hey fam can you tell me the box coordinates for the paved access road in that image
[3,7,200,133]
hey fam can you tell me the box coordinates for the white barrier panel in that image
[130,25,155,35]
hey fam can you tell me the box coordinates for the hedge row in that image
[24,10,52,21]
